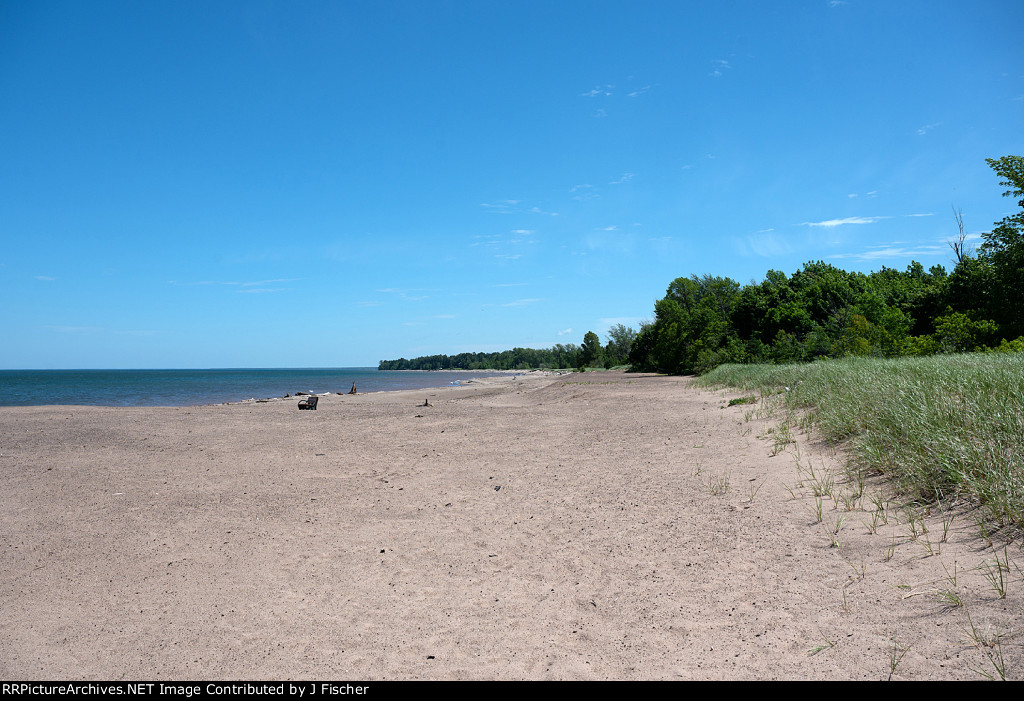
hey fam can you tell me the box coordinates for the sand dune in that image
[1,372,1019,680]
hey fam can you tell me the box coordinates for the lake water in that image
[0,368,506,407]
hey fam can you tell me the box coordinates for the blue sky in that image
[2,0,1022,368]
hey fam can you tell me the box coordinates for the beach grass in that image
[697,353,1024,536]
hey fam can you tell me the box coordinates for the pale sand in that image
[1,372,1020,680]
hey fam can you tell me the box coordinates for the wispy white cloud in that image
[354,301,383,307]
[480,200,557,216]
[831,231,980,262]
[479,199,521,214]
[581,229,636,257]
[377,288,429,301]
[557,328,574,336]
[732,229,793,258]
[35,275,56,281]
[502,298,542,307]
[473,229,538,260]
[804,212,930,228]
[583,81,651,101]
[235,278,298,293]
[916,122,942,135]
[469,233,503,247]
[803,216,887,227]
[829,0,848,7]
[492,282,528,288]
[709,59,731,77]
[831,243,947,261]
[609,172,635,185]
[571,184,599,201]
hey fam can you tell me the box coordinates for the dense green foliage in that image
[378,324,640,371]
[630,156,1024,375]
[698,354,1024,531]
[378,345,583,371]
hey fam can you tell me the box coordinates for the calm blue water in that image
[0,368,506,407]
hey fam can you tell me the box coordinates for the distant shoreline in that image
[0,368,566,408]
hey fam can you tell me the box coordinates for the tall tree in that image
[642,275,741,373]
[580,331,603,368]
[980,156,1024,338]
[604,324,637,366]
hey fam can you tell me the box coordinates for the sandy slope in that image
[1,372,1020,680]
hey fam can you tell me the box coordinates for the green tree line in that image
[378,346,583,371]
[629,156,1024,374]
[378,324,638,371]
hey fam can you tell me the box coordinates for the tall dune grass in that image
[697,354,1024,533]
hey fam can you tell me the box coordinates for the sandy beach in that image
[1,371,1020,680]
